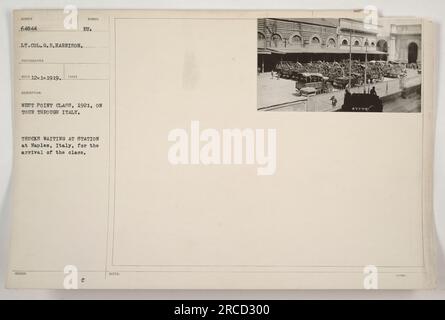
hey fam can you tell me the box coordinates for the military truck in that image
[338,93,383,112]
[295,73,331,96]
[333,73,362,89]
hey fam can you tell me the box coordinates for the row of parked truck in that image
[274,60,410,97]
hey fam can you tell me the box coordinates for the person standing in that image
[344,88,351,106]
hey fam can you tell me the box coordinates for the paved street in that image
[258,69,421,112]
[257,73,306,110]
[383,91,421,112]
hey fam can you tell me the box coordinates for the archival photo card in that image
[257,18,422,112]
[8,9,436,290]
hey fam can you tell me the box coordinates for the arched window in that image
[354,40,360,46]
[364,41,369,46]
[408,42,419,64]
[377,40,388,53]
[271,34,282,48]
[327,38,336,48]
[342,39,349,46]
[371,42,376,46]
[257,32,266,47]
[291,34,302,46]
[311,37,321,44]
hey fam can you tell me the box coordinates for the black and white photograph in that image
[257,18,422,112]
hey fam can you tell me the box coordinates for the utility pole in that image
[349,25,352,88]
[364,38,368,93]
[263,20,267,73]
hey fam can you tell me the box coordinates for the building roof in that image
[262,47,389,55]
[270,18,339,28]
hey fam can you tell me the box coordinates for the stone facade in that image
[388,25,422,63]
[258,18,381,52]
[258,18,421,63]
[258,18,339,49]
[257,18,422,72]
[337,18,379,52]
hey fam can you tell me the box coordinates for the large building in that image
[378,20,422,64]
[258,18,422,72]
